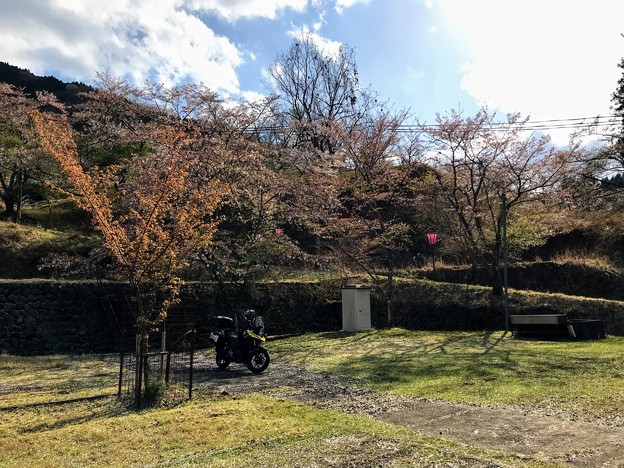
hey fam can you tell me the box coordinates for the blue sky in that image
[1,0,623,144]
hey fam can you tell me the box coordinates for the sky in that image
[1,0,623,145]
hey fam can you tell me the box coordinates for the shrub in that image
[142,377,166,407]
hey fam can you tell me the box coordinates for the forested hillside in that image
[0,62,92,104]
[1,35,624,306]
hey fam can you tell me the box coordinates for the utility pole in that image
[17,171,23,223]
[502,193,510,332]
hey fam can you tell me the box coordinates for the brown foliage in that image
[30,110,225,333]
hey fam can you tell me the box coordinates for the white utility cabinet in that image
[341,285,371,332]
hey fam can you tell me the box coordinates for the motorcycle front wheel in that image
[216,349,231,369]
[246,348,270,373]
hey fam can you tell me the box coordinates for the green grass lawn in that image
[0,355,552,468]
[270,329,624,420]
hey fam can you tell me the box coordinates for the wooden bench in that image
[510,314,606,340]
[510,314,570,339]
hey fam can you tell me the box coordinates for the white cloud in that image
[438,0,624,144]
[185,0,307,21]
[0,0,250,94]
[0,0,317,95]
[313,10,327,32]
[288,26,342,59]
[335,0,369,14]
[240,90,267,103]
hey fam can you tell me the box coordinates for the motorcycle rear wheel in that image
[216,350,231,369]
[246,348,270,373]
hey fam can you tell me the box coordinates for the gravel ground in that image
[193,352,624,467]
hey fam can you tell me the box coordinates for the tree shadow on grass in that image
[15,395,128,434]
[322,331,521,388]
[312,329,382,342]
[273,330,514,369]
[482,330,509,354]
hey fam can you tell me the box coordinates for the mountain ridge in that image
[0,61,93,104]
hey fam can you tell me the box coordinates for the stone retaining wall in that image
[0,281,119,355]
[2,279,623,356]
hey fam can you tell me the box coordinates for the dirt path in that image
[193,354,624,467]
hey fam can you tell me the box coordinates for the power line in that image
[239,114,622,135]
[398,115,621,132]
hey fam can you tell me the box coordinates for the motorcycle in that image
[208,309,270,374]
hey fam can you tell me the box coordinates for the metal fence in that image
[0,288,203,410]
[117,330,196,408]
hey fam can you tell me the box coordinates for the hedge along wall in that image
[379,281,505,331]
[2,279,624,356]
[422,262,624,302]
[384,280,624,335]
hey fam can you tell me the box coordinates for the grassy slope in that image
[270,329,624,420]
[0,220,98,278]
[0,355,550,468]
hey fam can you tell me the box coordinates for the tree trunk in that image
[489,247,503,296]
[134,282,147,409]
[16,171,24,223]
[491,264,503,296]
[489,199,506,296]
[135,334,146,409]
[386,263,395,327]
[1,193,15,217]
[0,170,18,218]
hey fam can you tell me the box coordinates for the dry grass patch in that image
[0,392,553,467]
[551,249,620,272]
[0,221,98,278]
[0,354,118,408]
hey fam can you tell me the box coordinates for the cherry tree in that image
[267,32,379,155]
[421,108,578,294]
[77,77,318,311]
[31,109,225,403]
[322,108,426,324]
